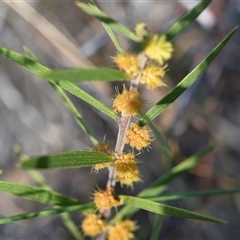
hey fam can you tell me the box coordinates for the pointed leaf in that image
[140,26,237,125]
[0,203,95,225]
[23,47,98,145]
[150,214,163,240]
[166,0,212,40]
[0,47,117,120]
[42,68,128,82]
[120,195,226,224]
[113,145,214,222]
[76,2,140,42]
[0,181,80,206]
[61,212,84,240]
[19,151,112,170]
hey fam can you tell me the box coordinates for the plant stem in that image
[107,116,132,188]
[98,54,148,240]
[107,53,148,189]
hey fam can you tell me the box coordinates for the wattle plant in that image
[0,0,239,239]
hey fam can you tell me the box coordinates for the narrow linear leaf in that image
[57,81,116,119]
[0,47,50,75]
[22,47,98,146]
[86,0,124,52]
[102,23,124,53]
[150,214,163,240]
[19,151,112,170]
[61,212,84,240]
[0,47,117,120]
[141,26,237,125]
[0,181,80,206]
[0,203,95,225]
[113,145,214,222]
[27,164,83,239]
[166,0,212,40]
[76,2,140,42]
[42,68,128,82]
[144,188,240,202]
[121,195,226,224]
[30,171,83,240]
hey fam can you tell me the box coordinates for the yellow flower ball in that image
[81,214,107,237]
[113,89,144,116]
[94,187,123,210]
[144,34,173,65]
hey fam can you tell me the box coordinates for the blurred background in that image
[0,0,240,239]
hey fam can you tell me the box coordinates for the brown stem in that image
[107,116,132,188]
[97,54,148,240]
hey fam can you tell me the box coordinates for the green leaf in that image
[144,188,240,202]
[0,203,95,225]
[0,181,80,206]
[150,214,163,240]
[76,2,140,42]
[61,212,84,240]
[102,23,124,53]
[27,167,83,239]
[41,68,128,83]
[58,81,116,119]
[113,145,214,222]
[140,26,237,125]
[166,0,212,40]
[19,151,112,169]
[0,47,117,120]
[86,0,123,52]
[19,47,99,146]
[120,195,226,224]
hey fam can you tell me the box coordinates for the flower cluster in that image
[81,213,107,237]
[113,152,141,186]
[81,22,174,239]
[113,89,143,116]
[125,123,151,150]
[81,214,137,239]
[113,53,139,78]
[114,33,172,90]
[144,34,173,65]
[140,64,166,89]
[108,220,137,240]
[93,187,123,210]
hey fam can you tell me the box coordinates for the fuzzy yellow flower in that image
[94,187,123,210]
[108,220,137,240]
[125,123,151,150]
[113,153,141,186]
[81,214,107,237]
[140,65,166,89]
[113,53,140,78]
[113,89,144,116]
[144,34,173,65]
